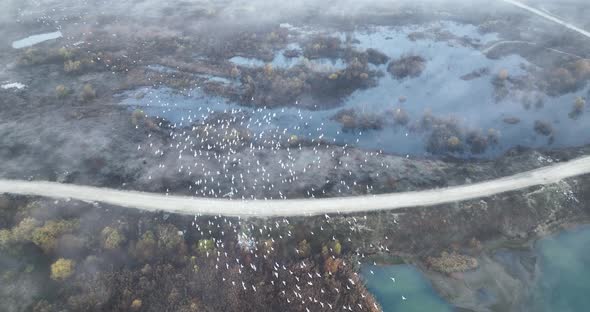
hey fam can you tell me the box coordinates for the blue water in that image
[230,42,347,72]
[121,21,590,157]
[360,264,453,312]
[531,225,590,312]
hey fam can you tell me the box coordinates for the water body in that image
[360,264,453,312]
[121,21,590,157]
[230,43,347,72]
[11,31,63,49]
[530,225,590,312]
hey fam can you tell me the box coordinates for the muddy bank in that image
[339,170,590,311]
[2,0,590,159]
[418,219,590,312]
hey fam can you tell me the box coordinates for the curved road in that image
[1,156,590,217]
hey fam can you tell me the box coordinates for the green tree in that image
[196,239,214,256]
[133,231,157,261]
[297,240,311,258]
[157,224,184,252]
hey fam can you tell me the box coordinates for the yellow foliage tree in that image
[50,258,75,281]
[332,240,342,256]
[101,226,125,250]
[32,220,79,253]
[12,218,40,242]
[130,299,142,311]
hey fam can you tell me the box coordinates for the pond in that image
[530,225,590,312]
[120,21,590,158]
[360,264,453,312]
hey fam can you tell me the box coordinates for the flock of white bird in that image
[188,213,403,311]
[135,91,395,201]
[131,78,409,309]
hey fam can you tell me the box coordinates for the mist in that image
[2,0,590,312]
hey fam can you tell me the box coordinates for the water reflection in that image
[120,21,590,157]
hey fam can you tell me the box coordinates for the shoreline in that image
[365,217,590,312]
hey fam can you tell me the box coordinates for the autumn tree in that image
[50,258,75,281]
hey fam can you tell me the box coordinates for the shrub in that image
[503,117,520,125]
[465,131,489,154]
[263,64,273,76]
[131,109,145,126]
[81,84,96,101]
[569,97,586,119]
[387,55,426,79]
[18,48,43,66]
[64,60,81,73]
[425,116,465,154]
[56,84,69,98]
[321,245,330,258]
[297,240,311,258]
[427,251,478,273]
[446,136,461,151]
[366,48,389,65]
[324,257,342,274]
[487,128,500,145]
[230,66,241,78]
[573,59,590,77]
[288,134,299,145]
[393,107,409,125]
[261,239,274,255]
[534,120,553,136]
[50,258,75,281]
[497,69,509,80]
[340,114,356,129]
[58,47,73,59]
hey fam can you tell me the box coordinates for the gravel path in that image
[502,0,590,39]
[1,156,590,217]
